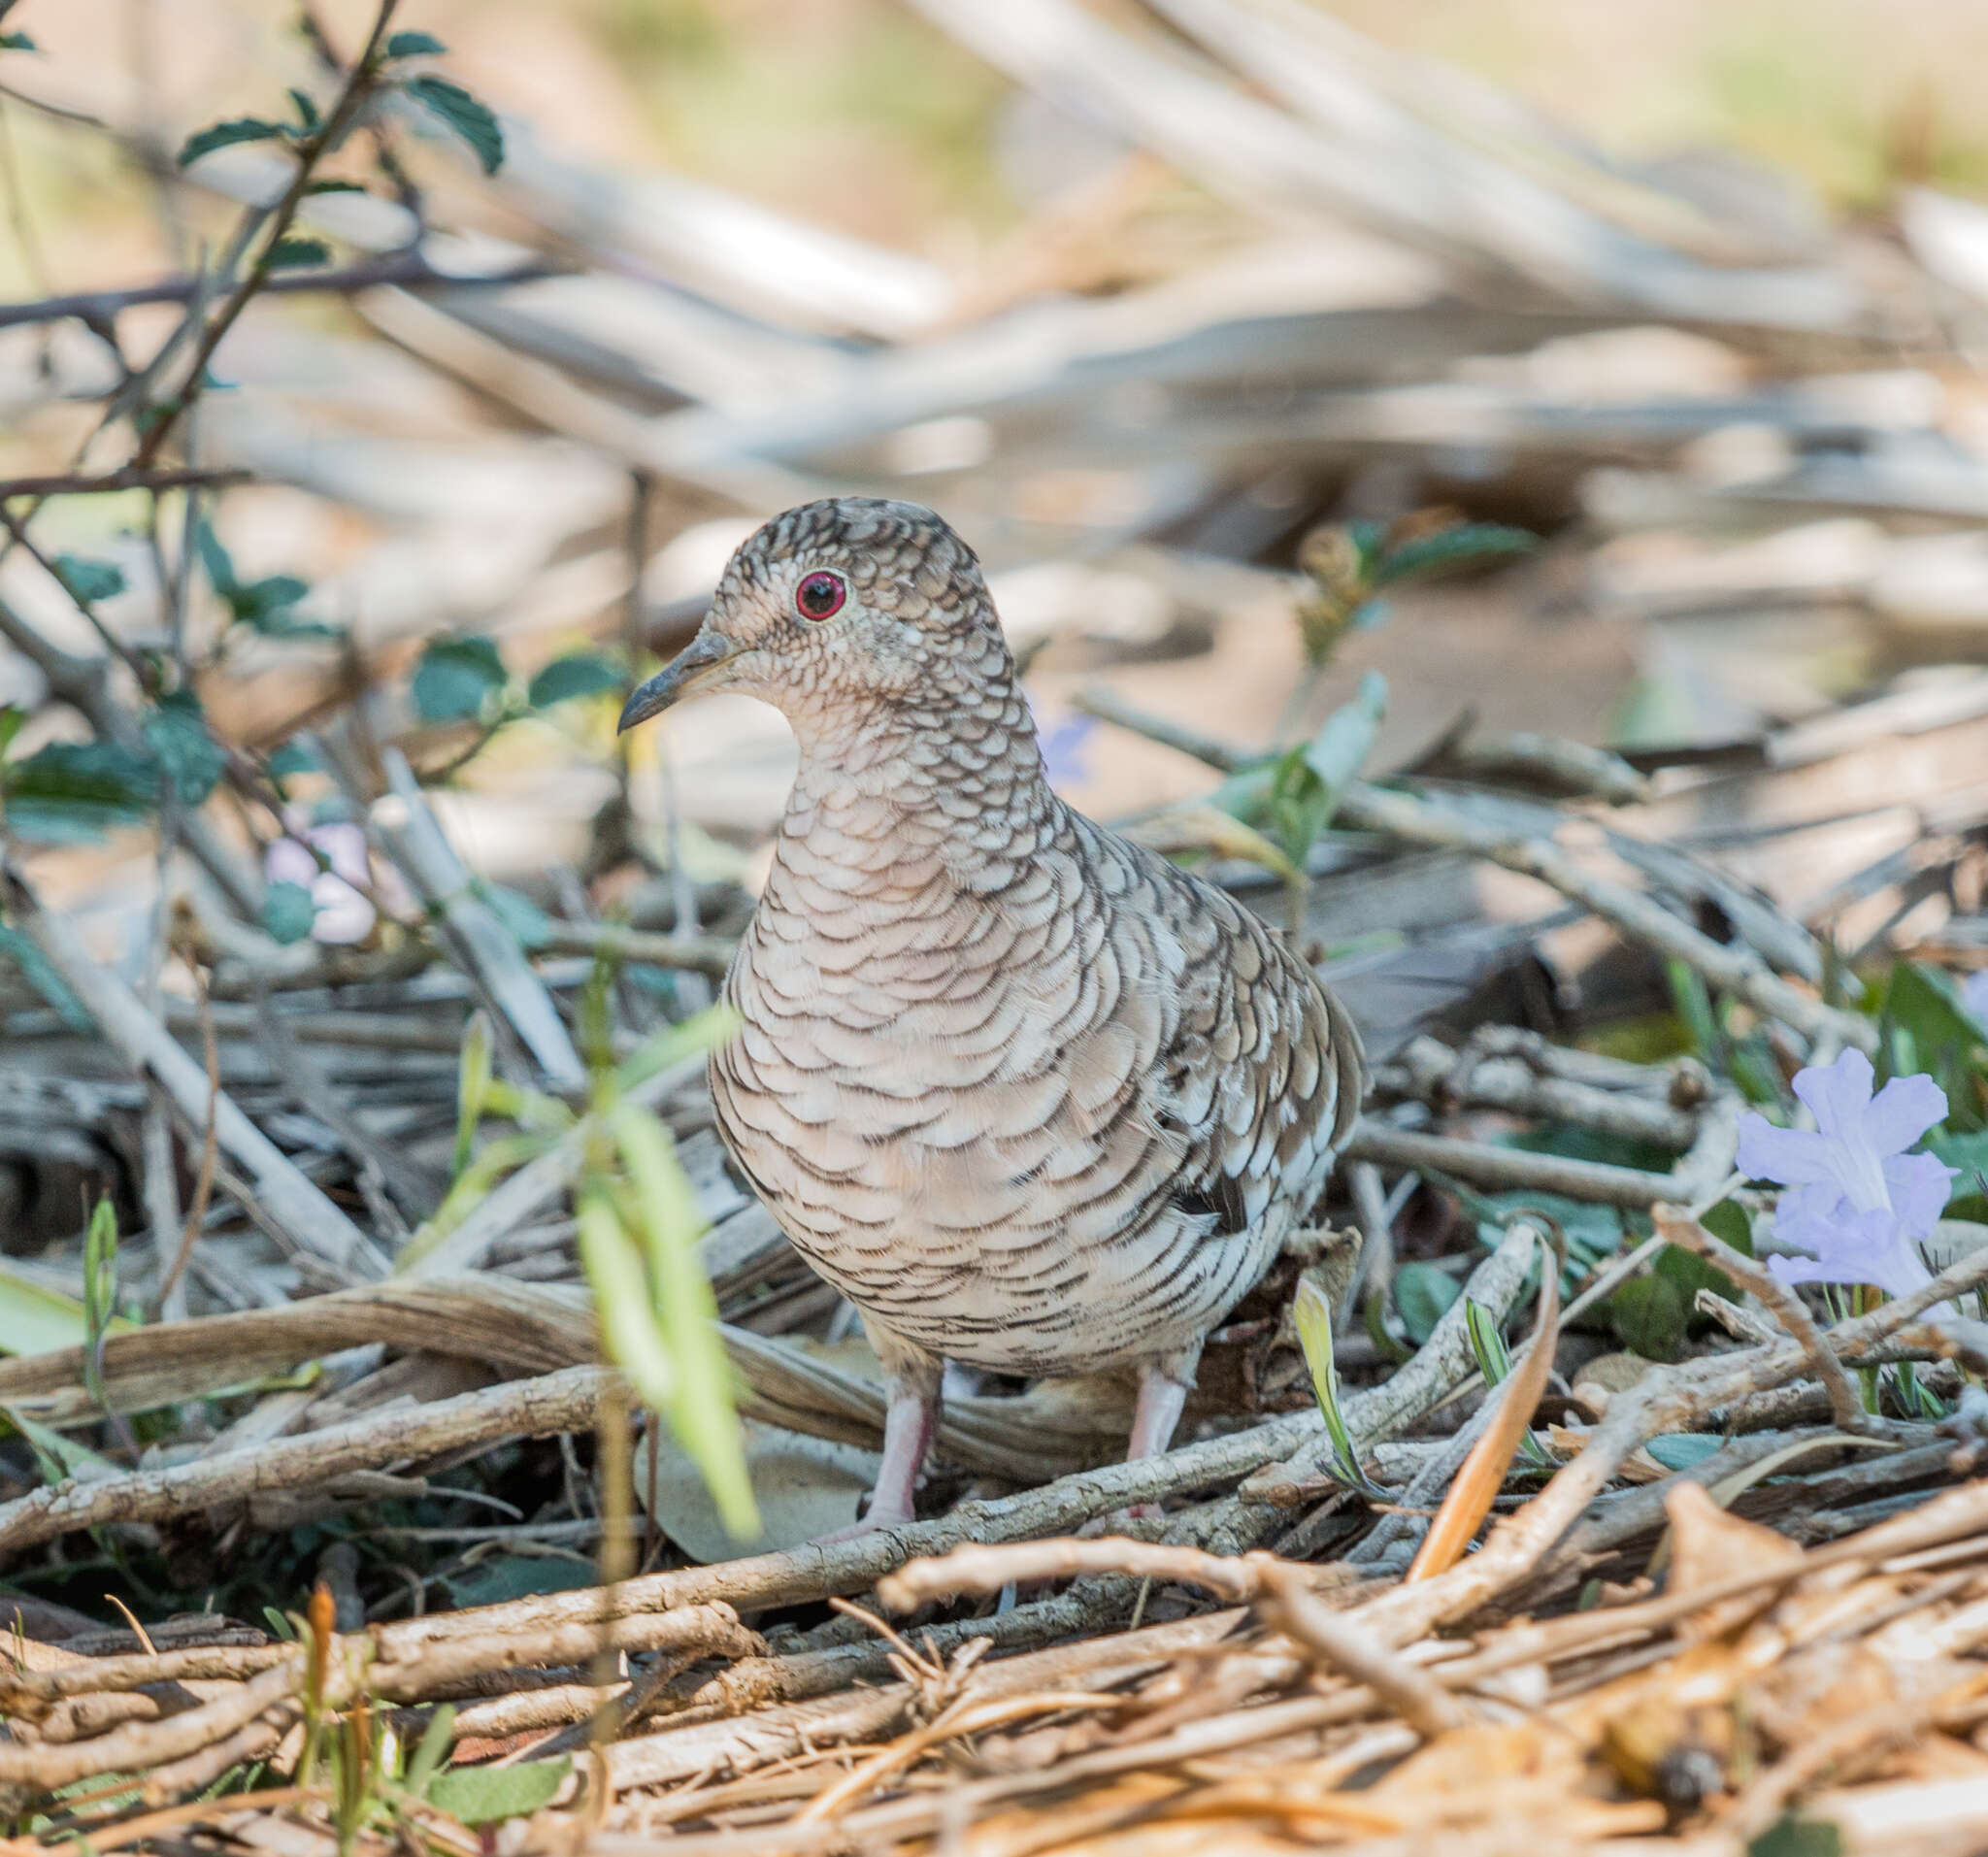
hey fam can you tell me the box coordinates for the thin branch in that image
[0,465,249,500]
[0,250,555,332]
[131,0,403,467]
[1653,1202,1875,1436]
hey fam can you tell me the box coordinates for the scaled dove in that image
[620,498,1363,1531]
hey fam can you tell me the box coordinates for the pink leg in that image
[1128,1362,1191,1462]
[815,1333,942,1542]
[862,1371,939,1530]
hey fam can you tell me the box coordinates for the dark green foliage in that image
[404,75,504,174]
[178,117,288,166]
[425,1759,571,1825]
[51,554,124,603]
[1879,962,1987,1133]
[413,636,508,723]
[2,741,157,843]
[141,690,227,805]
[1266,671,1386,864]
[1371,522,1536,587]
[262,880,317,945]
[265,236,333,270]
[384,30,447,58]
[1394,1260,1461,1345]
[527,651,625,710]
[198,521,329,637]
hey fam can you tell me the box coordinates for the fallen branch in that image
[1,869,382,1279]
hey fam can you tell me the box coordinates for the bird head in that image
[618,497,1013,737]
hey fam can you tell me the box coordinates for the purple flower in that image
[265,815,377,945]
[1737,1048,1953,1302]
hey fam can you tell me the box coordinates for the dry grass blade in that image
[1405,1222,1559,1581]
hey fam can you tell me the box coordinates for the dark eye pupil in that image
[797,573,843,618]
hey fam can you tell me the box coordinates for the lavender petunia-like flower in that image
[1736,1047,1954,1301]
[265,814,377,945]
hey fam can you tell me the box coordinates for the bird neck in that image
[776,688,1060,900]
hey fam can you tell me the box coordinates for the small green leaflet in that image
[404,75,504,175]
[1394,1259,1461,1346]
[51,555,124,604]
[413,635,508,723]
[527,652,624,709]
[179,117,287,167]
[3,742,157,844]
[1291,1272,1386,1497]
[265,236,332,271]
[142,690,227,806]
[425,1756,570,1825]
[262,881,317,945]
[0,31,37,51]
[384,30,447,58]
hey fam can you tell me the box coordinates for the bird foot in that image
[810,1501,915,1547]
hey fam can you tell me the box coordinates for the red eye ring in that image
[795,570,846,621]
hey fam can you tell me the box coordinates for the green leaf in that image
[477,881,552,950]
[425,1757,570,1825]
[0,706,21,760]
[51,554,124,604]
[1701,1197,1754,1258]
[179,117,288,166]
[404,75,504,175]
[611,1104,758,1538]
[142,689,226,805]
[0,31,38,51]
[1291,1271,1386,1496]
[1394,1260,1461,1346]
[1375,523,1536,588]
[0,1265,111,1357]
[413,635,508,723]
[454,1011,492,1179]
[1610,1271,1687,1361]
[194,518,238,596]
[267,741,318,779]
[262,880,317,945]
[527,652,625,710]
[384,30,447,58]
[265,236,332,271]
[232,573,322,636]
[3,741,157,843]
[286,87,320,134]
[577,1189,679,1409]
[614,1003,738,1095]
[401,1705,455,1799]
[1653,1242,1737,1311]
[1645,1433,1723,1472]
[0,924,91,1030]
[1746,1817,1842,1857]
[304,179,367,195]
[1880,962,1985,1094]
[0,1405,119,1484]
[1269,671,1386,864]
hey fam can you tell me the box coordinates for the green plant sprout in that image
[411,962,758,1538]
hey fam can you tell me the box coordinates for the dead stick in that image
[1,870,381,1277]
[1654,1201,1874,1436]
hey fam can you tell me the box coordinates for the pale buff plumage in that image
[620,498,1363,1529]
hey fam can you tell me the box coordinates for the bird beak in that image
[618,631,735,733]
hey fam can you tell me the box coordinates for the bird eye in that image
[794,570,846,621]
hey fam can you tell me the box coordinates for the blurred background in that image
[6,0,1988,1250]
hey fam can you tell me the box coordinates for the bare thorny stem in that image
[131,0,403,469]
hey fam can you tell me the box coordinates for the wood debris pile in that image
[6,1,1988,1850]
